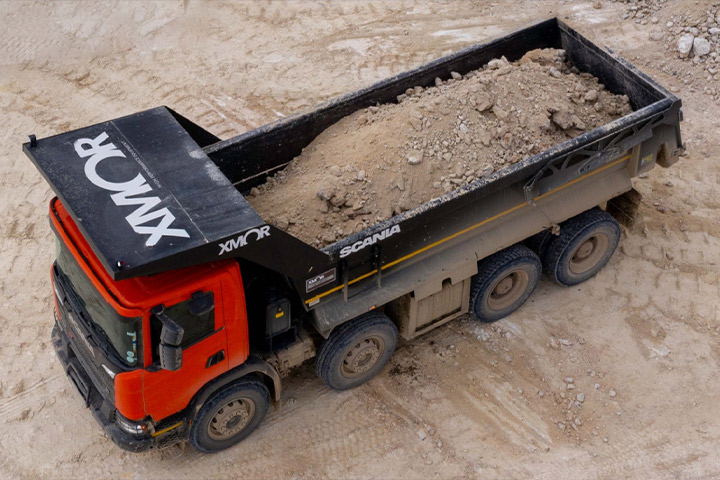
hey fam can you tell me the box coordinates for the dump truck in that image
[24,18,683,453]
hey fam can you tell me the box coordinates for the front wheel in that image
[470,244,541,323]
[316,312,398,390]
[189,379,270,453]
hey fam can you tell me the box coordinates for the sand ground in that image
[1,1,719,478]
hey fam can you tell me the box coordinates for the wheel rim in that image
[569,233,609,274]
[207,397,256,441]
[487,270,529,311]
[341,336,385,379]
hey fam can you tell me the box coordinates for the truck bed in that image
[203,18,682,327]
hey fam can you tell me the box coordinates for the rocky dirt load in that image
[248,48,632,248]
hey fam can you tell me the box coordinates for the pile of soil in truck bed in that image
[248,48,632,248]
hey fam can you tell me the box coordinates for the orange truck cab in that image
[50,199,282,451]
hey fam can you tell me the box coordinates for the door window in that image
[150,292,215,363]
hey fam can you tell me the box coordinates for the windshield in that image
[55,238,141,367]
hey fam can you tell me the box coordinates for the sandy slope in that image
[1,1,719,479]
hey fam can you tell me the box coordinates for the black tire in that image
[316,312,398,391]
[470,244,541,323]
[189,378,270,453]
[543,208,620,286]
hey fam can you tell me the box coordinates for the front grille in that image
[54,266,115,402]
[70,341,113,401]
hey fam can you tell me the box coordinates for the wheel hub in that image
[342,337,383,378]
[208,399,255,441]
[487,270,530,311]
[569,233,609,274]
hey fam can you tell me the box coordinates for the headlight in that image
[116,413,154,436]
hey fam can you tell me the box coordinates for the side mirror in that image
[159,344,182,371]
[189,291,214,317]
[151,305,184,371]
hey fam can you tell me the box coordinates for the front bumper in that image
[52,322,158,452]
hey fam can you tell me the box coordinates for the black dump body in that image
[24,18,681,313]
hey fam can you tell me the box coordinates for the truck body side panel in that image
[309,152,633,337]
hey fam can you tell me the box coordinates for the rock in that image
[474,93,494,112]
[584,89,598,102]
[492,104,509,120]
[548,66,562,78]
[407,155,422,165]
[250,187,260,196]
[677,34,695,57]
[276,216,289,230]
[435,77,443,86]
[450,71,462,80]
[521,48,562,66]
[709,28,720,36]
[650,32,663,42]
[417,429,427,440]
[592,0,601,9]
[487,58,507,70]
[329,165,342,177]
[357,169,366,181]
[693,37,711,56]
[567,383,576,390]
[609,389,616,398]
[480,164,494,176]
[408,116,422,131]
[571,114,586,130]
[321,232,336,244]
[576,393,585,403]
[317,186,335,201]
[551,110,575,130]
[564,377,575,384]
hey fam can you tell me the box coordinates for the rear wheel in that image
[543,208,620,286]
[470,244,541,323]
[189,379,269,453]
[316,312,398,390]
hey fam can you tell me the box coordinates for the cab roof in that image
[25,107,265,280]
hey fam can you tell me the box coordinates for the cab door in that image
[142,282,229,421]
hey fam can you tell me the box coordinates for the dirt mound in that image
[248,48,632,248]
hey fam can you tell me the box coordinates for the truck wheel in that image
[189,378,269,453]
[543,208,620,286]
[316,312,398,391]
[470,244,541,323]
